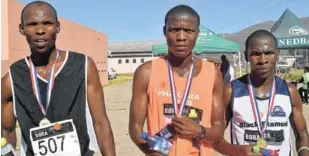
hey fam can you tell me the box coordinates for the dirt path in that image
[15,80,309,155]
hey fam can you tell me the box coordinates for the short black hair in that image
[164,5,200,27]
[21,1,58,24]
[245,29,277,51]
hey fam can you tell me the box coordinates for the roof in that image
[108,40,164,52]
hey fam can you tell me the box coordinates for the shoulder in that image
[67,51,87,60]
[10,58,28,69]
[286,81,298,97]
[134,56,167,79]
[133,60,152,82]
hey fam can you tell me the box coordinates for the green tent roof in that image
[152,26,240,55]
[270,9,309,49]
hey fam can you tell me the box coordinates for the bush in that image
[278,69,303,81]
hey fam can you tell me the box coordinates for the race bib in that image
[30,119,81,156]
[244,129,285,146]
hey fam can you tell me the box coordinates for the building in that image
[108,40,163,74]
[1,0,108,85]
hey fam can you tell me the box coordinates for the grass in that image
[103,74,133,87]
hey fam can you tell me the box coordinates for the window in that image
[125,59,129,63]
[140,58,144,63]
[118,59,122,64]
[133,59,136,63]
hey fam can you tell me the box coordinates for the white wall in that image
[108,56,157,74]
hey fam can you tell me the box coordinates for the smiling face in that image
[19,4,60,54]
[164,13,199,58]
[246,36,279,79]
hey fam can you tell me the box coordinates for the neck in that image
[31,47,58,66]
[167,52,193,69]
[249,72,274,88]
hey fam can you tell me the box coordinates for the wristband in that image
[298,146,309,154]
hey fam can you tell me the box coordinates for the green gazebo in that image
[270,9,309,49]
[152,26,240,54]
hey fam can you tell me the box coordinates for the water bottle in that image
[263,149,270,156]
[156,124,175,140]
[141,132,172,155]
[1,138,15,156]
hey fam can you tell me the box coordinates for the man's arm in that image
[129,61,162,155]
[212,83,260,156]
[288,83,309,155]
[200,66,225,143]
[1,73,17,148]
[86,57,116,156]
[211,83,236,154]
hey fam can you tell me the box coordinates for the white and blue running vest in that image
[230,75,295,156]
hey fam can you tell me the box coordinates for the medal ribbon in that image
[166,57,195,116]
[247,75,276,137]
[28,50,60,116]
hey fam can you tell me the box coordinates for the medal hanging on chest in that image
[165,57,195,116]
[27,51,60,127]
[247,75,276,150]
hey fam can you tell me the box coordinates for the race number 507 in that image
[37,135,65,155]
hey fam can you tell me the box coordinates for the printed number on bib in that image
[30,119,81,156]
[37,136,65,155]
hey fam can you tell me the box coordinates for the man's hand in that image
[231,145,262,156]
[171,116,200,139]
[146,151,165,156]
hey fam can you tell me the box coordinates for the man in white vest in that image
[213,30,309,156]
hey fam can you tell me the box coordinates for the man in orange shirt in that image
[129,4,225,156]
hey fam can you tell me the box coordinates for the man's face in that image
[20,5,59,53]
[246,37,279,79]
[164,14,199,58]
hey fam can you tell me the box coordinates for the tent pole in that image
[238,51,242,77]
[306,49,308,66]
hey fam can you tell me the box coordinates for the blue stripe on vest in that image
[231,75,289,98]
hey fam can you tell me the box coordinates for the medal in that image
[256,138,267,149]
[165,57,195,116]
[39,118,51,126]
[28,50,60,125]
[247,75,276,149]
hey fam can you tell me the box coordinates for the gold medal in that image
[256,138,267,149]
[39,117,51,127]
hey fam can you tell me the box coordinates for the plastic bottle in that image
[262,149,270,156]
[155,124,175,140]
[1,138,15,156]
[141,132,172,155]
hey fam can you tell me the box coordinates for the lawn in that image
[104,74,133,87]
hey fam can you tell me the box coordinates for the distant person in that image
[229,64,235,81]
[298,66,309,104]
[129,4,225,156]
[1,1,116,156]
[220,55,231,84]
[213,30,309,156]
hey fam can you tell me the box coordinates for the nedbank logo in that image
[289,26,308,35]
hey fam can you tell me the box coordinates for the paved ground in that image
[15,80,309,155]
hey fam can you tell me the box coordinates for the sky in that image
[19,0,309,42]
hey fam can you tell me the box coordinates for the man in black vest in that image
[1,1,116,156]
